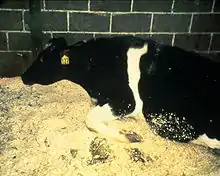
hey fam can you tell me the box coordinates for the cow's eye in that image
[40,57,44,63]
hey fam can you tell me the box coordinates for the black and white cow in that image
[21,36,220,149]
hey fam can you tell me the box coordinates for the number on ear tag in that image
[61,55,70,65]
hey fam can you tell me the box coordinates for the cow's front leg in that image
[121,102,143,121]
[85,104,141,143]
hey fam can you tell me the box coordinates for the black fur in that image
[21,35,220,143]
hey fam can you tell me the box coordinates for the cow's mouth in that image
[21,76,35,86]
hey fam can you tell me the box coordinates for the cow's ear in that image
[52,37,68,51]
[44,37,68,52]
[43,42,52,50]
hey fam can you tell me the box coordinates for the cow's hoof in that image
[120,130,143,143]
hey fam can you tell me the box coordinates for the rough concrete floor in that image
[0,77,220,176]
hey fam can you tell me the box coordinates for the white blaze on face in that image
[127,43,148,116]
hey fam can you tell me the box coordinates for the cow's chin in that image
[21,77,46,86]
[24,82,34,86]
[21,77,63,86]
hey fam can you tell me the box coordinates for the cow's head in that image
[21,37,69,85]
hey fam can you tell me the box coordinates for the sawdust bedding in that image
[0,77,220,176]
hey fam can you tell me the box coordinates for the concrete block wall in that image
[0,0,220,76]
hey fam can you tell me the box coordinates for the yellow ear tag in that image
[61,55,70,65]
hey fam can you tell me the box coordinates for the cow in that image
[21,35,220,150]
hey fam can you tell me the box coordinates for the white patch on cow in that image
[85,104,130,143]
[191,134,220,149]
[126,43,148,117]
[85,43,148,142]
